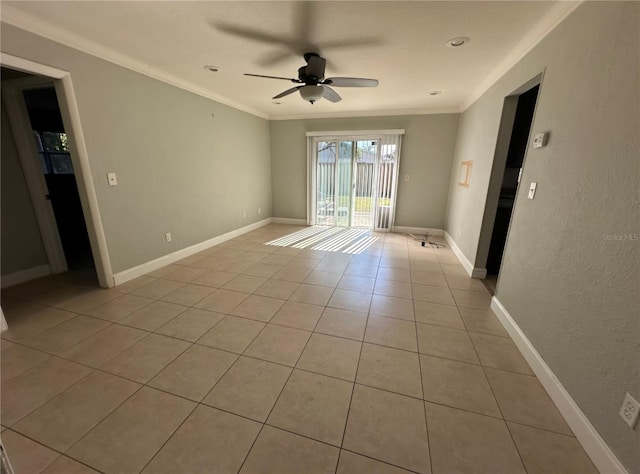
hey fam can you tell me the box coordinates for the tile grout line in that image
[3,275,531,382]
[6,328,564,435]
[135,297,264,474]
[2,426,107,474]
[136,396,201,474]
[404,237,434,474]
[60,381,148,467]
[334,281,369,474]
[31,328,198,467]
[201,262,329,471]
[233,300,322,474]
[3,296,529,379]
[467,321,530,473]
[339,447,424,474]
[413,278,434,474]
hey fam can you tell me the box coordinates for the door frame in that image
[306,129,404,230]
[2,76,68,274]
[475,72,544,281]
[1,53,113,288]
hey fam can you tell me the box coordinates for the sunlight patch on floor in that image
[264,226,378,254]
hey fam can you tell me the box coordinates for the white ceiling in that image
[2,1,579,119]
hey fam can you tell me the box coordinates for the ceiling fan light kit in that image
[244,52,379,105]
[300,85,324,104]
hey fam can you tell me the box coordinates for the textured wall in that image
[1,24,272,274]
[1,100,48,275]
[445,2,639,470]
[270,114,459,229]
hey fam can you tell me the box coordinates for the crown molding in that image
[460,1,583,111]
[269,106,461,121]
[0,5,269,120]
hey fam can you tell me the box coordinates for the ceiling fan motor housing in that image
[298,66,315,83]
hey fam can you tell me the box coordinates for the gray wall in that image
[1,24,272,274]
[1,100,48,276]
[445,2,639,470]
[270,114,459,229]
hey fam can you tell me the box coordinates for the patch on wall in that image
[458,160,473,187]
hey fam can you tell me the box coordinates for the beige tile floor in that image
[0,224,598,474]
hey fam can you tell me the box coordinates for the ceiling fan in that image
[245,53,379,104]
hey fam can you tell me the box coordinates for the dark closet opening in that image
[22,86,95,271]
[486,84,539,276]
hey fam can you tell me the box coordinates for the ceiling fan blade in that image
[273,86,303,99]
[294,2,313,45]
[245,73,301,83]
[320,37,383,51]
[324,77,379,87]
[321,85,342,103]
[257,49,298,67]
[214,22,292,47]
[305,54,326,80]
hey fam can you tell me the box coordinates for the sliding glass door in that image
[311,133,401,230]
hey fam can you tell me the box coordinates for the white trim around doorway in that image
[1,52,114,288]
[2,77,68,275]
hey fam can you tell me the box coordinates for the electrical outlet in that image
[619,392,640,428]
[258,208,261,215]
[532,132,548,148]
[243,210,247,218]
[404,174,410,182]
[165,232,172,242]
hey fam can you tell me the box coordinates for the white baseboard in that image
[392,226,444,237]
[1,265,51,289]
[490,297,627,474]
[112,218,272,286]
[1,307,7,332]
[443,231,487,278]
[270,217,307,225]
[471,267,487,279]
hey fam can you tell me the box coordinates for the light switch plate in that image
[532,132,548,148]
[107,172,118,186]
[528,182,537,199]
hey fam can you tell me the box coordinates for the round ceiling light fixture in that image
[429,91,442,96]
[446,37,470,48]
[299,85,324,104]
[203,65,219,72]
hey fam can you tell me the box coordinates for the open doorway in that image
[476,76,542,293]
[486,85,539,277]
[0,59,111,287]
[22,86,95,271]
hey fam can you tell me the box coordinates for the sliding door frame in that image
[306,129,405,230]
